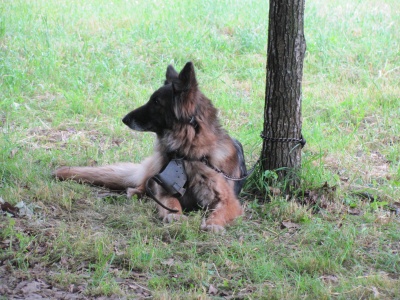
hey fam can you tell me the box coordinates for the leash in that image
[145,177,180,213]
[206,132,306,180]
[146,133,306,212]
[200,156,260,181]
[199,131,306,181]
[260,132,306,148]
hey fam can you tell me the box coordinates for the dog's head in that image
[122,62,199,135]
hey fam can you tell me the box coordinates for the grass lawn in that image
[1,0,399,299]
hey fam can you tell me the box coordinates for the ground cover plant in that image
[1,0,399,299]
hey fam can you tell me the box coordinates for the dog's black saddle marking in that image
[153,158,187,197]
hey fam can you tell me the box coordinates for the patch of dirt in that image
[324,149,392,182]
[355,150,391,180]
[24,128,123,151]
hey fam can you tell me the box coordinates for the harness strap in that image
[145,178,179,213]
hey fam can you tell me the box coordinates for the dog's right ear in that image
[165,65,179,84]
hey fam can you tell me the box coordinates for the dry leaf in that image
[269,187,281,196]
[348,208,363,216]
[208,284,218,295]
[320,274,339,284]
[372,286,379,298]
[161,258,175,266]
[281,221,301,230]
[375,216,390,224]
[60,256,69,267]
[113,245,125,256]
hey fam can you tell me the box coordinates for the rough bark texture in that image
[261,0,306,184]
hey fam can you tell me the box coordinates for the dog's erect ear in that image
[165,65,179,84]
[177,62,198,92]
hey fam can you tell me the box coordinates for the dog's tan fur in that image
[54,62,245,232]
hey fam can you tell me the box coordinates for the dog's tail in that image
[53,156,162,191]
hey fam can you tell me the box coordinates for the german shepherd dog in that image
[54,62,246,232]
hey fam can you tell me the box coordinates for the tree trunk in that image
[261,0,306,188]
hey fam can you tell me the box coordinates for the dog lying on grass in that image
[54,62,247,232]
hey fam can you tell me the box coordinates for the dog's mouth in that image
[122,117,147,132]
[123,112,163,133]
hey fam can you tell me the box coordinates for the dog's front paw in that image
[163,213,188,223]
[200,220,226,234]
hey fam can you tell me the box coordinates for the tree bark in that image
[261,0,306,187]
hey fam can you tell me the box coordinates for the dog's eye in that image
[154,98,160,105]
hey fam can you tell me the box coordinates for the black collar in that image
[188,116,198,129]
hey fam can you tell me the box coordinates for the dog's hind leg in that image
[53,154,163,191]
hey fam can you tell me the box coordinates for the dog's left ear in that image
[165,65,179,84]
[177,62,198,92]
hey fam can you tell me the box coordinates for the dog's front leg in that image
[201,177,244,233]
[157,196,187,223]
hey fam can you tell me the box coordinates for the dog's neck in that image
[187,116,198,130]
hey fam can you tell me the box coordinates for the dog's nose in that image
[122,115,129,125]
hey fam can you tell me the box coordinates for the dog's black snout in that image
[122,114,130,125]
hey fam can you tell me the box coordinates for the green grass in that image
[1,0,399,298]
